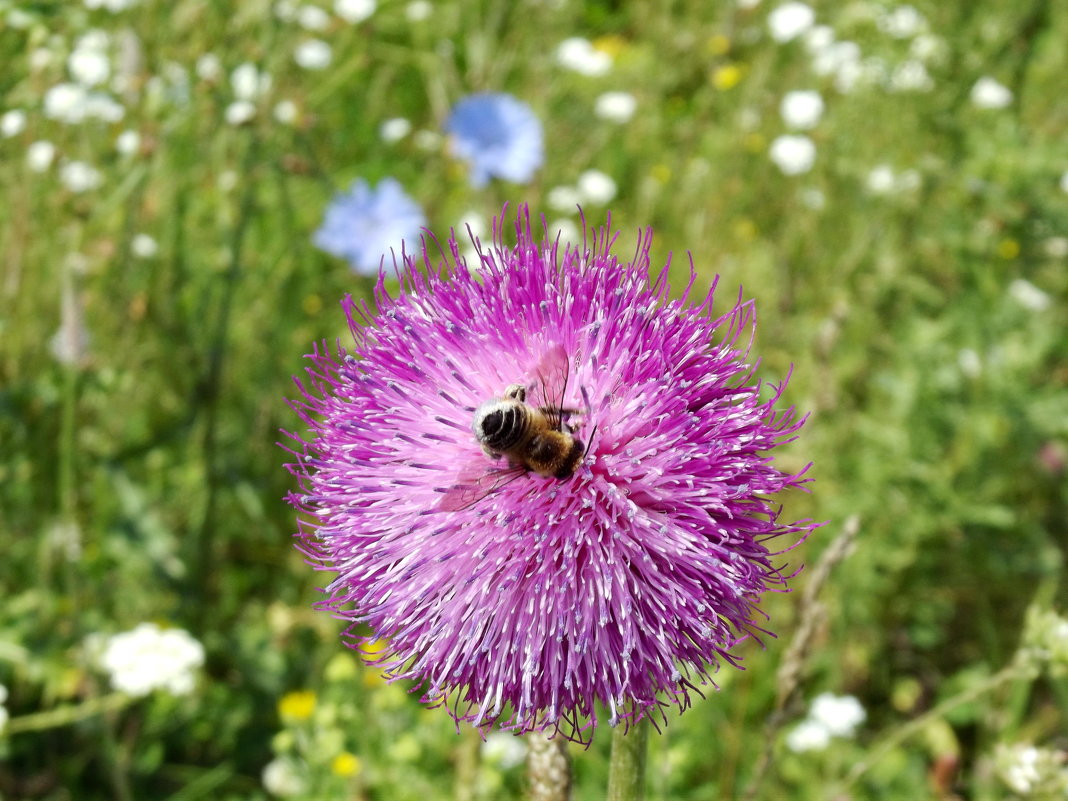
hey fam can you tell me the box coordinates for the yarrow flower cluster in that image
[444,93,544,187]
[286,206,816,740]
[96,622,205,697]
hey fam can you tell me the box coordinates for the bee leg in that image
[504,383,525,401]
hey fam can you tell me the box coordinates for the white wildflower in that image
[60,161,103,193]
[262,757,307,797]
[98,623,205,697]
[336,0,376,23]
[231,63,271,101]
[779,89,824,130]
[274,99,299,125]
[958,349,981,378]
[549,218,580,245]
[379,117,412,142]
[803,24,835,53]
[888,60,933,92]
[809,692,866,737]
[767,2,815,43]
[1008,279,1051,312]
[909,34,945,63]
[294,39,332,70]
[594,91,637,123]
[44,83,90,124]
[786,719,831,752]
[412,129,441,151]
[84,93,125,122]
[547,185,583,212]
[195,53,222,82]
[68,48,111,87]
[84,0,140,10]
[1,109,26,137]
[1045,237,1068,258]
[769,134,816,175]
[811,40,860,78]
[970,76,1012,109]
[556,37,612,76]
[866,164,896,194]
[297,4,331,30]
[27,141,56,172]
[994,743,1068,796]
[225,100,257,126]
[482,733,527,769]
[877,5,926,38]
[131,233,158,259]
[404,0,430,21]
[115,129,140,155]
[577,169,617,205]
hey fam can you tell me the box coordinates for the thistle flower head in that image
[286,206,816,741]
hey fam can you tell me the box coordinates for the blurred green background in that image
[1,0,1066,798]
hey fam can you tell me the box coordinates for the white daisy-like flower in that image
[297,4,331,30]
[60,161,103,193]
[970,76,1012,109]
[1,109,26,137]
[225,100,257,125]
[27,141,57,172]
[876,5,926,38]
[195,53,222,82]
[115,129,141,155]
[68,48,110,87]
[404,0,431,21]
[779,89,824,130]
[231,63,271,101]
[1009,279,1051,312]
[262,758,306,797]
[594,91,637,123]
[785,719,832,752]
[811,40,860,78]
[335,0,376,23]
[767,2,816,43]
[131,233,158,259]
[274,99,299,125]
[379,117,412,142]
[555,37,612,76]
[44,83,90,124]
[547,185,583,212]
[809,692,866,737]
[577,169,617,205]
[294,39,332,70]
[769,134,816,175]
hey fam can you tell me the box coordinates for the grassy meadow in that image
[1,0,1067,798]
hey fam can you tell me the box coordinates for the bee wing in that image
[529,343,571,411]
[435,463,527,512]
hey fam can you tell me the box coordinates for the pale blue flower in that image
[444,93,543,187]
[314,178,426,275]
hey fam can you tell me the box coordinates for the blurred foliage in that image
[1,0,1066,798]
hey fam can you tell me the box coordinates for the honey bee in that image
[437,345,593,511]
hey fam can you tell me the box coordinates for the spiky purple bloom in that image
[285,206,816,741]
[314,177,426,276]
[444,93,543,187]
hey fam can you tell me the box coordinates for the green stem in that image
[607,719,649,801]
[835,659,1035,792]
[4,692,132,735]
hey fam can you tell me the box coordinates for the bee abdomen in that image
[477,403,529,451]
[553,437,585,479]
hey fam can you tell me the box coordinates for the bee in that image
[437,345,593,511]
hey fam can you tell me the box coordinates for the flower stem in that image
[527,735,571,801]
[5,692,132,735]
[607,720,649,801]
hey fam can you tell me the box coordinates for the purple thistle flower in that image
[313,177,426,276]
[285,206,817,742]
[444,93,544,188]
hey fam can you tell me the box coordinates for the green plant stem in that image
[607,720,649,801]
[835,659,1035,792]
[5,692,132,735]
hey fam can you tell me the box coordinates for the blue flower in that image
[445,93,543,188]
[313,178,426,275]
